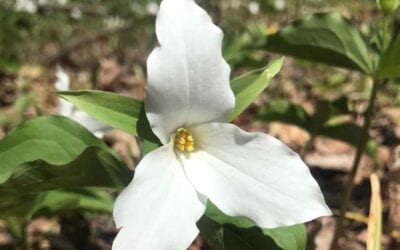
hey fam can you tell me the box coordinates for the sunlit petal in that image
[113,145,206,250]
[145,0,235,144]
[69,110,110,138]
[55,67,74,117]
[181,123,331,228]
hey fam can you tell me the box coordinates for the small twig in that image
[331,209,369,224]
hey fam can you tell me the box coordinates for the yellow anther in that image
[176,143,185,151]
[174,128,195,152]
[175,137,185,144]
[185,141,194,147]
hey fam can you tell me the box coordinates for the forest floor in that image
[1,1,400,249]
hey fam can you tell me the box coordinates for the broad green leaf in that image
[0,115,132,217]
[200,203,306,250]
[198,217,282,250]
[58,90,141,135]
[229,57,284,120]
[378,33,400,78]
[0,188,114,219]
[0,115,131,185]
[32,189,114,216]
[0,148,129,196]
[264,224,307,250]
[266,13,372,74]
[58,90,160,143]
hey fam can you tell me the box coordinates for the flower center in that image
[174,128,194,152]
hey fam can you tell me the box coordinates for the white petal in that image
[55,66,70,91]
[58,99,74,117]
[70,110,110,138]
[113,145,205,250]
[181,123,331,228]
[145,0,235,144]
[55,67,74,117]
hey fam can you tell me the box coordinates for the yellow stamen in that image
[174,128,195,152]
[185,141,194,147]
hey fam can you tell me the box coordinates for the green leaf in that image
[0,188,114,220]
[0,147,130,194]
[0,115,131,184]
[378,33,400,78]
[0,58,21,75]
[58,90,159,143]
[256,99,311,130]
[266,13,372,74]
[264,225,307,250]
[0,115,132,217]
[199,217,281,250]
[140,139,159,157]
[318,122,364,147]
[229,57,284,120]
[32,189,114,216]
[200,203,306,250]
[57,90,141,135]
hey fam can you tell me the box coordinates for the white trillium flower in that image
[248,1,260,15]
[15,0,37,13]
[146,1,160,16]
[112,0,331,249]
[274,0,287,11]
[55,67,109,138]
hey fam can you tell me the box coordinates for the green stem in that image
[382,15,391,52]
[329,78,380,249]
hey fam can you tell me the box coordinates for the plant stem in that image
[381,14,393,52]
[330,78,380,249]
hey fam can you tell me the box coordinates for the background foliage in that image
[1,0,400,249]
